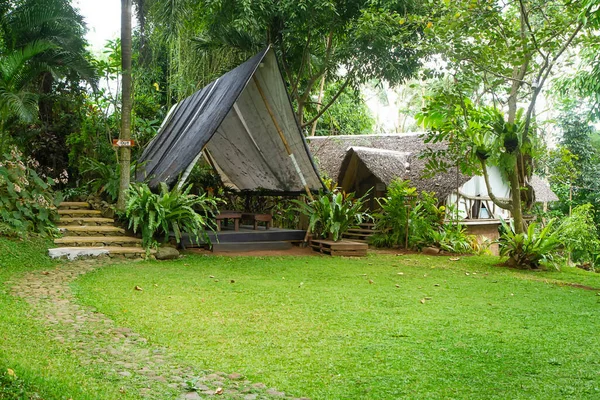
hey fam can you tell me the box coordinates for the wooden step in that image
[212,241,293,252]
[309,239,368,257]
[58,209,102,218]
[59,225,126,236]
[57,217,115,226]
[49,246,153,260]
[54,236,142,247]
[346,228,379,234]
[343,232,372,239]
[58,201,91,210]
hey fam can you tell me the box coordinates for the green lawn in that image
[70,253,600,400]
[0,238,139,400]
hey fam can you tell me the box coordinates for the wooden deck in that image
[180,225,306,247]
[309,239,368,257]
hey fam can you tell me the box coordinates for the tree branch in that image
[518,0,546,60]
[480,160,513,210]
[461,58,532,86]
[291,33,311,100]
[301,73,353,129]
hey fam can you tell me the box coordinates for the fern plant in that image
[499,219,561,269]
[125,182,221,249]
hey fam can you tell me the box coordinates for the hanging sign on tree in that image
[112,139,135,147]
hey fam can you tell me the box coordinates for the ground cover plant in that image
[73,253,600,399]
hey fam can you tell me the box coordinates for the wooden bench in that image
[241,213,272,230]
[215,211,242,231]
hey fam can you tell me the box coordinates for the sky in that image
[73,0,122,52]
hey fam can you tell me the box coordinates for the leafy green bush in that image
[370,179,475,253]
[370,179,417,248]
[125,182,221,249]
[558,204,600,269]
[81,157,123,203]
[0,147,59,237]
[429,224,477,254]
[499,219,561,269]
[293,190,370,241]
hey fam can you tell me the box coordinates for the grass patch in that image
[0,237,138,399]
[74,253,600,399]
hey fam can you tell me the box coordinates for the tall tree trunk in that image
[117,0,133,211]
[509,158,525,234]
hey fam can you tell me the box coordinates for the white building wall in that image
[446,166,511,220]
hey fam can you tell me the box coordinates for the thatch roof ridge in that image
[307,133,470,199]
[340,147,411,186]
[530,175,559,203]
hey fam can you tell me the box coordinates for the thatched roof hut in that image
[530,176,559,203]
[307,133,470,199]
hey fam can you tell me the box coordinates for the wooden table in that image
[215,211,242,231]
[241,213,272,230]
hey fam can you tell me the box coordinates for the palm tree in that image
[1,0,97,124]
[0,41,55,152]
[117,0,133,211]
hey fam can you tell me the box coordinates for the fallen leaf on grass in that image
[424,297,432,300]
[41,271,49,275]
[465,272,470,276]
[395,284,400,288]
[450,258,460,261]
[215,387,223,395]
[434,284,440,287]
[134,286,143,291]
[7,368,15,378]
[368,279,374,284]
[397,272,404,275]
[420,299,426,304]
[209,275,215,278]
[230,280,235,284]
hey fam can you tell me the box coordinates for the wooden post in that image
[405,204,410,250]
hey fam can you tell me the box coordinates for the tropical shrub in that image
[82,158,137,203]
[125,182,221,249]
[371,179,475,253]
[293,190,371,241]
[428,223,478,254]
[370,179,417,248]
[0,147,59,237]
[499,219,562,269]
[558,204,600,270]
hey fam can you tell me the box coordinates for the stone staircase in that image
[49,201,149,260]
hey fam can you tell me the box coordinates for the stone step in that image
[58,209,103,218]
[57,217,115,226]
[49,246,153,261]
[54,236,142,247]
[58,225,126,236]
[58,201,91,210]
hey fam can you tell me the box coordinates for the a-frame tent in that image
[136,47,324,195]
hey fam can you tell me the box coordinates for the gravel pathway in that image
[10,259,308,400]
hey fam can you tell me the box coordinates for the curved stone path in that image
[10,259,308,400]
